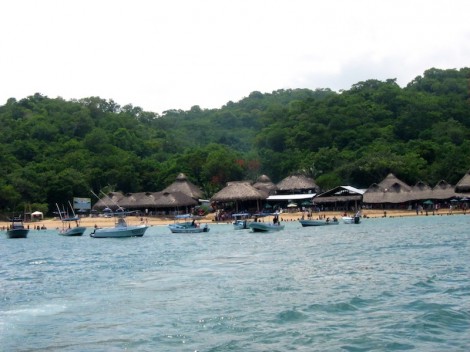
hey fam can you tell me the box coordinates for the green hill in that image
[1,67,469,214]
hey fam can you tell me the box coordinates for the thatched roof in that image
[363,174,412,204]
[409,181,433,201]
[252,174,277,195]
[455,169,470,193]
[118,193,138,209]
[377,173,412,192]
[93,192,124,211]
[162,173,203,199]
[276,174,319,193]
[134,192,158,208]
[432,180,457,199]
[154,191,198,208]
[211,181,266,202]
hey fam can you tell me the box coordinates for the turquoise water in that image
[1,215,469,351]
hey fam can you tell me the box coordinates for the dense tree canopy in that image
[1,68,469,215]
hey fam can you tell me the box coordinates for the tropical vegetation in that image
[1,67,469,215]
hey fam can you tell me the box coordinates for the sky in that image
[1,0,469,114]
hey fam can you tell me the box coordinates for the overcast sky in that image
[1,0,469,114]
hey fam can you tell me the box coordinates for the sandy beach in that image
[1,208,466,231]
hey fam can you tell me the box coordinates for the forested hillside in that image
[1,67,469,214]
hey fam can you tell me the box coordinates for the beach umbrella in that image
[423,200,433,205]
[287,202,298,208]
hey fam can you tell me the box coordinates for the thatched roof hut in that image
[276,174,319,193]
[92,192,124,211]
[132,192,157,208]
[432,180,457,199]
[253,174,277,195]
[154,191,198,209]
[211,181,266,202]
[455,169,470,193]
[363,173,412,204]
[118,193,139,209]
[162,173,203,200]
[410,181,433,201]
[211,181,266,212]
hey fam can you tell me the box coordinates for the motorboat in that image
[248,222,285,232]
[342,211,361,224]
[232,213,251,230]
[168,214,210,233]
[90,217,148,238]
[56,203,87,236]
[299,218,339,227]
[248,213,284,232]
[6,217,29,238]
[342,216,361,224]
[59,221,87,236]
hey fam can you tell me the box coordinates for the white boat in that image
[56,203,87,236]
[342,212,361,224]
[6,217,29,238]
[90,217,148,238]
[232,213,251,230]
[168,214,210,233]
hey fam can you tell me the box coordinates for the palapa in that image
[134,192,158,208]
[276,174,319,193]
[409,181,433,202]
[162,173,203,200]
[455,169,470,193]
[118,193,138,209]
[363,173,412,204]
[253,174,277,195]
[154,191,198,209]
[92,192,124,211]
[211,181,266,202]
[432,180,457,199]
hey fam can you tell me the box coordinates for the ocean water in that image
[1,215,469,351]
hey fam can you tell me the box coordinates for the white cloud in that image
[1,0,469,113]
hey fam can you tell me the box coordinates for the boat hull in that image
[168,224,210,233]
[342,216,361,224]
[90,225,148,238]
[248,222,285,232]
[7,229,29,238]
[299,220,339,227]
[60,226,87,236]
[233,220,249,230]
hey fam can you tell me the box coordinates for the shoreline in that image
[1,209,467,230]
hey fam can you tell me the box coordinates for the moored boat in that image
[299,218,339,227]
[248,213,284,232]
[248,222,285,232]
[90,217,148,238]
[342,211,361,224]
[56,203,87,236]
[59,221,87,236]
[6,217,29,238]
[168,214,210,233]
[232,213,251,230]
[342,216,361,224]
